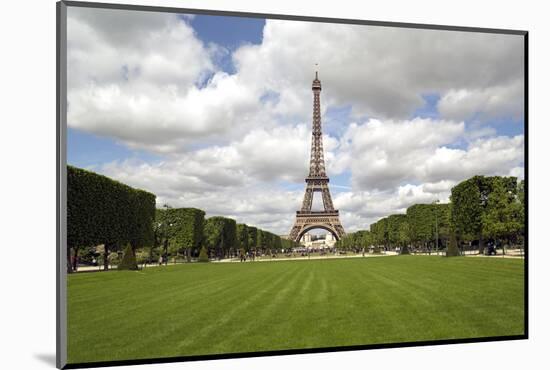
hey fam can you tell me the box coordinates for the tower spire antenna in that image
[314,63,319,80]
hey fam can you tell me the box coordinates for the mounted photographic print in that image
[56,1,527,368]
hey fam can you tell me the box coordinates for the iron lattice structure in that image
[289,72,345,242]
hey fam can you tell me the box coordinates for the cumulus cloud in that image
[68,9,524,153]
[339,118,465,189]
[67,8,263,152]
[438,79,524,121]
[335,118,524,191]
[67,8,525,235]
[233,20,524,121]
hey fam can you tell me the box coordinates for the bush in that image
[135,249,149,265]
[446,233,460,257]
[108,252,120,266]
[198,246,209,262]
[400,245,410,255]
[118,245,138,270]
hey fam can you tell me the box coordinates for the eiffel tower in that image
[289,72,345,242]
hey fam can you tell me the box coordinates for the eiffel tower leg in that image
[301,187,313,212]
[321,184,334,211]
[289,224,302,242]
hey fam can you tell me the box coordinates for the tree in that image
[432,203,451,252]
[204,216,237,259]
[398,220,412,254]
[387,214,408,249]
[451,178,484,253]
[482,178,523,253]
[451,175,518,254]
[128,189,156,256]
[67,165,156,272]
[516,179,526,246]
[370,218,389,250]
[248,226,258,252]
[153,208,171,265]
[406,204,433,250]
[237,224,249,252]
[256,229,265,252]
[171,208,205,261]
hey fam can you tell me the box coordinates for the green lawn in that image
[67,256,524,364]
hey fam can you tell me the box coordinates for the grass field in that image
[67,256,525,364]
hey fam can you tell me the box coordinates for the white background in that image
[1,0,548,369]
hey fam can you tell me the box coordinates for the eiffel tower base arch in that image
[289,211,345,242]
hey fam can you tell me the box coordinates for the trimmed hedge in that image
[237,223,249,251]
[247,226,258,250]
[387,214,407,247]
[129,190,156,250]
[67,165,156,271]
[204,216,237,258]
[165,208,205,260]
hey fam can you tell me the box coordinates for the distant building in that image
[300,232,336,249]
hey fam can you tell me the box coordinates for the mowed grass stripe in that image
[172,263,301,355]
[67,256,524,363]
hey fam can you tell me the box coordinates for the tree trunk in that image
[186,248,191,262]
[67,246,73,273]
[104,243,110,271]
[72,247,79,272]
[478,232,484,254]
[163,239,168,266]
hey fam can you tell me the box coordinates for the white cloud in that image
[438,79,524,121]
[67,8,263,153]
[68,9,524,153]
[233,20,524,121]
[339,118,465,189]
[334,117,524,191]
[420,135,524,183]
[67,8,525,235]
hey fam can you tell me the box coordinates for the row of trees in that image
[335,175,525,255]
[67,166,156,272]
[153,207,300,263]
[68,166,299,271]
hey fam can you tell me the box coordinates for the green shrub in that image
[118,245,138,270]
[108,252,120,266]
[400,245,410,255]
[198,246,209,262]
[135,249,149,265]
[446,233,460,257]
